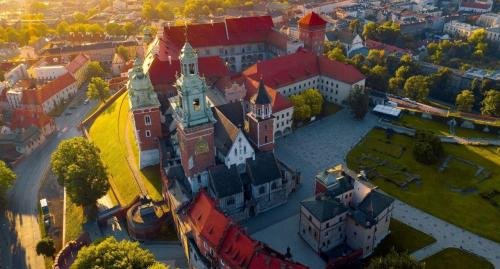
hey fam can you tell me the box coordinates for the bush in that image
[412,130,443,165]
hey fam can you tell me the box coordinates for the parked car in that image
[83,98,90,105]
[40,198,50,228]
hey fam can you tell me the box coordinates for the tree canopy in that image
[455,90,475,112]
[348,85,370,120]
[71,237,159,269]
[0,160,16,210]
[413,130,443,165]
[36,237,56,258]
[116,45,130,62]
[87,77,110,103]
[404,75,429,102]
[86,61,106,81]
[50,137,109,207]
[481,90,500,116]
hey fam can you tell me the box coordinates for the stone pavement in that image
[252,214,326,269]
[243,109,378,233]
[392,200,500,267]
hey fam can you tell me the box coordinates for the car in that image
[40,198,50,228]
[65,112,72,116]
[83,98,90,105]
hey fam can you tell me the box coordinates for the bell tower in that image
[245,79,274,152]
[298,12,327,55]
[127,58,162,168]
[170,42,216,192]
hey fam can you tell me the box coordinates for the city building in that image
[66,53,90,88]
[458,0,493,13]
[300,165,394,259]
[298,12,328,55]
[477,13,500,28]
[444,20,480,38]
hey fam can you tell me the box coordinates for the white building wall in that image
[33,66,68,81]
[224,131,255,168]
[273,107,293,136]
[352,180,372,206]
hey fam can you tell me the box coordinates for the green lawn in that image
[88,92,162,205]
[423,248,494,269]
[347,129,500,242]
[398,114,498,139]
[64,194,85,243]
[372,219,436,256]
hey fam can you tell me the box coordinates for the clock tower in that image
[170,42,216,192]
[245,79,275,152]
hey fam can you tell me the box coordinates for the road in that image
[0,91,97,269]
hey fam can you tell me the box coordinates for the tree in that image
[148,263,169,269]
[302,89,324,116]
[481,90,500,116]
[50,137,109,208]
[388,76,405,94]
[348,85,369,120]
[56,21,69,36]
[367,249,424,269]
[362,21,377,40]
[0,160,16,210]
[116,45,129,61]
[86,61,105,81]
[413,130,443,165]
[87,77,110,103]
[36,237,56,259]
[349,19,360,34]
[290,94,310,121]
[367,65,389,90]
[404,75,429,102]
[455,90,475,112]
[72,237,158,269]
[326,47,346,63]
[106,22,125,36]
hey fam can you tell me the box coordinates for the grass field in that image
[88,92,162,205]
[64,195,85,243]
[347,129,500,242]
[422,248,494,269]
[372,219,436,256]
[398,114,498,139]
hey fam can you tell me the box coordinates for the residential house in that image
[66,53,90,87]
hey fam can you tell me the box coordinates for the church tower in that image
[245,79,274,152]
[298,12,327,55]
[127,58,162,169]
[171,42,216,192]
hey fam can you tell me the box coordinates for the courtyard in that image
[346,128,500,242]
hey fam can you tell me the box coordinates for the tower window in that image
[264,136,268,143]
[189,63,195,74]
[144,115,151,126]
[193,98,200,111]
[145,130,151,137]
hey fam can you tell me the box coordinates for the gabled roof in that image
[23,73,76,105]
[66,53,90,74]
[147,55,229,87]
[251,79,272,105]
[249,247,308,269]
[214,102,245,128]
[246,152,282,186]
[219,225,257,269]
[298,12,327,27]
[301,195,348,222]
[212,106,241,155]
[357,190,394,220]
[162,16,274,55]
[10,108,53,130]
[187,190,231,248]
[244,78,292,113]
[209,165,243,198]
[365,39,411,56]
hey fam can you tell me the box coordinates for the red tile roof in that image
[66,53,90,74]
[37,73,76,103]
[147,55,229,87]
[244,78,292,112]
[161,16,274,57]
[299,12,327,27]
[10,107,53,130]
[249,249,308,269]
[365,39,411,56]
[187,190,231,249]
[218,225,258,269]
[460,0,492,9]
[243,50,365,88]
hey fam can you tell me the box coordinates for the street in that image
[0,90,97,269]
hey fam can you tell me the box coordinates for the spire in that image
[252,78,271,105]
[181,42,196,59]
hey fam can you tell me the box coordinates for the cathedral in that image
[128,41,300,220]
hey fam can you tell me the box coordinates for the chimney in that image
[168,55,172,65]
[224,19,229,40]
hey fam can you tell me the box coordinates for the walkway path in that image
[392,200,500,267]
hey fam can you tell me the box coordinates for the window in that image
[234,148,237,155]
[308,215,312,221]
[226,197,235,205]
[145,130,151,137]
[193,98,201,111]
[338,226,342,231]
[244,146,247,154]
[271,182,277,190]
[339,216,343,221]
[144,115,151,125]
[259,186,266,194]
[264,136,268,143]
[326,223,329,228]
[368,235,371,239]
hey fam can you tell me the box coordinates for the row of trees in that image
[427,29,499,68]
[289,89,324,121]
[0,160,16,210]
[456,89,500,116]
